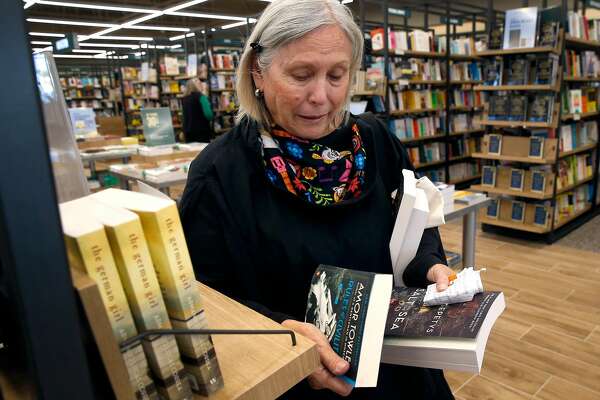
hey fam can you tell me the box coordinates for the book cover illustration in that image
[509,95,528,121]
[305,265,375,383]
[385,287,502,339]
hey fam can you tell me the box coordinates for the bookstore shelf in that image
[473,83,560,92]
[475,46,560,56]
[448,155,471,163]
[414,159,446,169]
[389,79,445,86]
[390,108,443,116]
[479,119,558,129]
[480,215,550,234]
[470,184,549,200]
[212,88,235,92]
[561,111,600,121]
[556,176,595,196]
[470,152,554,164]
[450,106,484,112]
[554,204,593,229]
[400,133,446,143]
[563,77,600,82]
[449,80,484,85]
[564,35,600,50]
[559,143,598,158]
[449,174,481,185]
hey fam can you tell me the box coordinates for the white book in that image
[389,170,429,286]
[503,7,539,49]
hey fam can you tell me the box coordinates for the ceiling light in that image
[210,28,216,32]
[27,18,118,28]
[221,19,256,30]
[30,1,158,13]
[166,11,247,21]
[29,32,65,37]
[169,32,195,41]
[23,1,35,9]
[128,25,190,32]
[171,44,182,49]
[84,26,122,40]
[82,35,154,41]
[72,49,108,53]
[55,54,104,59]
[31,40,52,45]
[80,42,139,48]
[165,0,207,13]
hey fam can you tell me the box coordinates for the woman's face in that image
[253,25,353,140]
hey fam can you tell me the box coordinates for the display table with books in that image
[445,192,491,267]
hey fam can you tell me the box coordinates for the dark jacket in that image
[179,114,454,399]
[182,92,212,143]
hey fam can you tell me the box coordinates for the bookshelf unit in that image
[207,45,241,135]
[471,10,600,242]
[58,67,122,117]
[368,9,487,187]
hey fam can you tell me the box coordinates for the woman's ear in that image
[251,55,264,90]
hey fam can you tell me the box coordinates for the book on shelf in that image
[568,89,583,114]
[505,58,530,85]
[554,184,592,223]
[509,95,528,121]
[533,54,559,85]
[487,22,504,50]
[503,7,539,49]
[488,95,510,120]
[77,197,192,398]
[482,58,503,86]
[567,10,600,41]
[390,115,443,141]
[59,199,160,399]
[449,162,481,183]
[381,287,505,373]
[407,143,445,166]
[305,264,392,387]
[528,94,555,123]
[511,200,526,222]
[90,189,224,396]
[557,154,594,190]
[536,6,562,48]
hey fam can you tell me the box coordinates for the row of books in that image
[211,92,237,112]
[121,67,140,81]
[451,90,487,109]
[66,99,114,110]
[485,197,551,228]
[406,142,445,166]
[450,162,481,181]
[59,189,223,399]
[209,51,239,70]
[64,88,104,99]
[567,10,600,41]
[482,55,560,86]
[449,137,479,158]
[564,50,600,79]
[419,168,446,182]
[554,184,592,223]
[561,88,599,115]
[390,115,443,140]
[124,98,160,112]
[488,94,555,123]
[450,62,482,82]
[452,113,482,132]
[161,80,183,94]
[438,37,475,56]
[486,6,561,51]
[371,28,435,53]
[123,81,159,99]
[210,74,236,90]
[559,121,598,152]
[60,76,109,89]
[388,89,446,112]
[394,59,443,81]
[557,153,594,190]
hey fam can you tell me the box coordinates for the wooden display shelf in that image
[73,270,319,400]
[390,108,443,116]
[451,105,483,112]
[414,159,445,169]
[475,32,562,57]
[389,79,445,86]
[449,174,481,185]
[564,35,600,50]
[449,155,471,163]
[212,88,235,92]
[556,176,594,196]
[559,143,598,158]
[450,128,485,135]
[450,80,484,85]
[474,83,559,92]
[554,204,593,229]
[471,166,555,199]
[473,135,558,164]
[65,96,103,100]
[561,111,600,121]
[480,215,550,233]
[479,119,557,129]
[563,76,600,82]
[400,133,445,143]
[132,80,157,84]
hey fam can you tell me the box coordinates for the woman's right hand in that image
[282,319,353,397]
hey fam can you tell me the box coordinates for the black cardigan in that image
[179,114,453,399]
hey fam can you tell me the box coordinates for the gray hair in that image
[235,0,364,128]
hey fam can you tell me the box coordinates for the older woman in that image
[180,0,455,398]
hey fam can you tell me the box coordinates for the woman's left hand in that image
[426,263,455,292]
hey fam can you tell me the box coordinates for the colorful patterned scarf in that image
[260,122,367,206]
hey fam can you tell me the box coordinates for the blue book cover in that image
[68,108,97,138]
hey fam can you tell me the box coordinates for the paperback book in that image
[305,265,393,387]
[381,287,505,373]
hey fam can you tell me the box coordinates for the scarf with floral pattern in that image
[260,123,366,206]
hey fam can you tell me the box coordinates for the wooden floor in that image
[439,221,600,400]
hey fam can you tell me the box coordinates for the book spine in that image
[139,203,203,321]
[65,230,137,343]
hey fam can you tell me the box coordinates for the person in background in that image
[182,78,213,143]
[180,0,455,398]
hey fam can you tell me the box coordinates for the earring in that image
[254,88,263,98]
